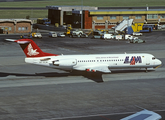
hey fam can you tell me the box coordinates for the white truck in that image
[102,34,114,40]
[115,35,122,40]
[125,34,138,40]
[71,30,83,35]
[102,34,123,40]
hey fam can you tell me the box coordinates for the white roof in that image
[0,19,32,24]
[121,110,162,120]
[46,6,98,11]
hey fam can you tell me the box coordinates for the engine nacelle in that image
[53,58,77,67]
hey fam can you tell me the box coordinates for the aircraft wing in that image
[74,64,111,73]
[121,109,162,120]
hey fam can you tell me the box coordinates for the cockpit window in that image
[152,57,155,60]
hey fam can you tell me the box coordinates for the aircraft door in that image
[146,57,150,65]
[53,58,77,67]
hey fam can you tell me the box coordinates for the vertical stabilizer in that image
[14,39,58,57]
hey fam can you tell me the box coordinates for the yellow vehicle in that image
[131,23,144,32]
[55,23,59,27]
[31,32,36,37]
[88,29,93,35]
[31,32,42,38]
[65,24,72,35]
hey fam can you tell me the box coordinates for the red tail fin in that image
[15,39,58,57]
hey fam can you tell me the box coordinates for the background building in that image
[47,6,165,29]
[90,6,165,29]
[0,19,32,34]
[46,6,97,26]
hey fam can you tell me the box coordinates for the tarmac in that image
[0,31,165,120]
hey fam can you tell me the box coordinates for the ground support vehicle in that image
[37,18,51,25]
[115,35,123,40]
[114,19,133,33]
[80,33,88,38]
[92,31,103,39]
[49,32,57,38]
[140,25,153,33]
[133,32,143,36]
[65,24,72,35]
[31,33,42,38]
[92,35,102,39]
[71,30,83,35]
[70,33,80,38]
[131,23,144,33]
[20,34,32,39]
[102,34,114,40]
[129,38,145,43]
[57,32,65,38]
[124,34,138,40]
[160,24,165,29]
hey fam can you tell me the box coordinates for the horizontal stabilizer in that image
[5,39,16,42]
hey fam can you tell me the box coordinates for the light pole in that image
[81,0,83,29]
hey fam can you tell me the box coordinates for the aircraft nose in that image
[157,59,162,65]
[153,59,162,69]
[155,59,162,68]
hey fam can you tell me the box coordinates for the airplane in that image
[6,39,162,76]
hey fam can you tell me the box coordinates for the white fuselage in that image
[25,53,162,73]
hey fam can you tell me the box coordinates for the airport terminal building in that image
[47,6,165,29]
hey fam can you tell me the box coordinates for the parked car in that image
[80,33,88,38]
[70,33,80,38]
[133,32,143,36]
[31,32,42,38]
[57,32,65,38]
[20,34,32,39]
[160,25,165,29]
[92,35,102,39]
[92,31,103,39]
[129,38,145,43]
[49,32,57,37]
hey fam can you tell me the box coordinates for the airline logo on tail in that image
[27,43,39,56]
[124,56,142,65]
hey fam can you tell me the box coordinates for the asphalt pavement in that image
[0,31,165,120]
